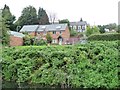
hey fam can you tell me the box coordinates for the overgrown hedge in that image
[87,33,120,41]
[2,41,119,88]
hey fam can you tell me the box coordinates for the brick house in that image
[20,24,70,45]
[9,31,25,46]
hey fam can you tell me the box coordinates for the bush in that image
[34,39,47,46]
[2,41,119,88]
[23,35,34,45]
[87,33,120,41]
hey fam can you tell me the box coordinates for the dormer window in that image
[56,26,61,29]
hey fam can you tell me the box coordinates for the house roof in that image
[37,24,67,32]
[20,25,39,32]
[70,21,87,26]
[20,24,68,32]
[9,31,25,38]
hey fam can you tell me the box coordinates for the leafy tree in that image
[85,26,100,37]
[46,33,52,44]
[38,7,49,25]
[105,23,117,31]
[117,25,120,33]
[0,18,10,46]
[16,6,38,30]
[59,19,70,27]
[2,4,16,31]
[98,25,105,33]
[70,29,78,36]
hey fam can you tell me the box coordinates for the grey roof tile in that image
[20,25,39,32]
[70,21,87,26]
[20,24,68,32]
[9,31,25,38]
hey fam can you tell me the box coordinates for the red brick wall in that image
[61,26,70,44]
[10,36,24,46]
[27,26,70,45]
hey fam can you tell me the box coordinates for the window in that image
[78,26,81,30]
[60,31,62,34]
[73,26,76,29]
[82,26,85,30]
[53,31,56,34]
[52,39,57,43]
[42,26,46,29]
[70,26,72,29]
[56,26,61,29]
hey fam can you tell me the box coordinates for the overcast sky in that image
[0,0,119,25]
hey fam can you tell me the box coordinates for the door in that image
[59,38,62,45]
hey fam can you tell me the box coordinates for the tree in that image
[59,19,70,27]
[59,19,71,31]
[0,18,10,46]
[2,4,16,31]
[98,25,105,33]
[38,7,49,25]
[105,23,117,31]
[116,25,120,33]
[16,6,38,30]
[70,29,78,36]
[46,33,52,44]
[85,26,100,37]
[49,12,57,24]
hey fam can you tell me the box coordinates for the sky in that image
[0,0,119,25]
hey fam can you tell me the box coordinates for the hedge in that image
[87,33,120,41]
[2,41,119,89]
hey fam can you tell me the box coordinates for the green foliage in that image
[16,5,38,29]
[87,33,120,41]
[23,35,34,45]
[46,33,52,44]
[59,19,71,30]
[2,4,16,31]
[38,7,49,24]
[85,26,100,37]
[2,41,119,88]
[0,18,10,46]
[117,25,120,33]
[34,39,47,46]
[70,29,78,36]
[59,19,70,26]
[105,23,117,31]
[98,25,105,33]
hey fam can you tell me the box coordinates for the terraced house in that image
[20,24,70,45]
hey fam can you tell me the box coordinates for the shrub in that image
[23,35,34,45]
[87,33,120,41]
[2,41,119,88]
[34,39,47,46]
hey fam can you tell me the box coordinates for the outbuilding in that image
[9,31,25,46]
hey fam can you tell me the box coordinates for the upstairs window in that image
[60,31,62,34]
[73,26,76,30]
[53,31,56,34]
[78,26,81,30]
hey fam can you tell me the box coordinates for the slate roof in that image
[20,25,39,32]
[9,31,25,38]
[70,21,87,26]
[20,24,68,32]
